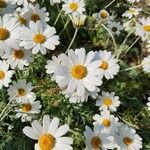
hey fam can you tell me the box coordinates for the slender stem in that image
[104,0,116,9]
[54,9,62,26]
[121,64,142,72]
[17,69,22,79]
[66,28,78,54]
[122,32,132,45]
[125,37,141,53]
[102,24,117,51]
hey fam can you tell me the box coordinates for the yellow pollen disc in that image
[38,134,56,150]
[13,49,24,59]
[33,33,46,44]
[100,10,108,19]
[17,88,26,97]
[71,65,87,80]
[0,27,10,40]
[0,70,5,80]
[103,98,112,107]
[102,119,111,127]
[128,8,136,14]
[123,137,133,145]
[100,60,109,70]
[143,25,150,32]
[22,103,32,112]
[69,2,78,11]
[0,0,6,8]
[31,14,40,22]
[91,136,101,149]
[18,16,27,25]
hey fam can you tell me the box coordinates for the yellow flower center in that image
[123,137,133,145]
[102,119,111,127]
[103,98,112,106]
[69,2,78,11]
[0,0,6,8]
[17,88,26,97]
[143,25,150,32]
[31,14,40,22]
[0,28,10,40]
[100,10,108,19]
[128,8,136,14]
[18,16,27,25]
[100,60,109,70]
[22,103,32,112]
[38,134,56,150]
[13,49,24,59]
[71,65,87,79]
[33,33,46,44]
[0,70,5,80]
[91,136,101,149]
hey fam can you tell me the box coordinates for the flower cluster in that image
[0,0,149,149]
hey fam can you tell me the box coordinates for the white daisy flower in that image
[55,48,103,97]
[0,60,14,89]
[84,124,115,150]
[50,0,61,6]
[127,0,140,3]
[14,7,30,26]
[147,97,150,110]
[98,9,110,23]
[142,55,150,73]
[116,124,142,150]
[7,79,36,103]
[107,21,124,36]
[93,109,120,135]
[135,17,150,41]
[16,98,41,122]
[2,47,33,70]
[26,3,49,23]
[122,8,141,19]
[0,14,20,55]
[123,18,136,33]
[70,13,86,28]
[95,50,120,80]
[62,0,85,15]
[13,0,28,6]
[23,115,73,150]
[96,91,121,112]
[20,21,60,54]
[0,0,16,15]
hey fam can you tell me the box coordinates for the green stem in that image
[102,24,117,51]
[121,64,142,72]
[66,28,78,54]
[104,0,116,9]
[54,8,62,26]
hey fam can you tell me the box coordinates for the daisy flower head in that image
[16,98,41,122]
[107,21,124,36]
[84,124,115,150]
[55,48,103,98]
[142,55,150,73]
[20,21,60,54]
[116,124,142,150]
[2,47,33,70]
[7,79,36,103]
[147,97,150,110]
[70,13,86,28]
[94,50,120,80]
[23,115,73,150]
[62,0,85,15]
[0,0,16,15]
[98,9,110,23]
[96,91,121,112]
[0,60,14,89]
[0,14,21,55]
[50,0,61,6]
[122,8,141,19]
[27,3,49,23]
[93,109,120,135]
[123,18,136,33]
[135,17,150,41]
